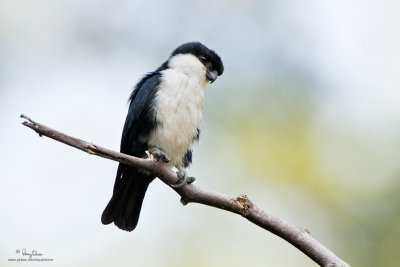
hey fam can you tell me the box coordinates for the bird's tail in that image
[101,164,154,231]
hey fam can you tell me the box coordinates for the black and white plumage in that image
[101,42,224,231]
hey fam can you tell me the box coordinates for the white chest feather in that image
[148,54,208,167]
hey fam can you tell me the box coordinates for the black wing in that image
[120,72,161,157]
[101,70,163,230]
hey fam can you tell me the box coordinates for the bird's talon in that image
[171,169,189,188]
[171,176,187,188]
[171,171,195,188]
[147,147,170,163]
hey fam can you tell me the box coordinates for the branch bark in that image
[20,114,350,267]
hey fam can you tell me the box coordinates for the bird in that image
[101,42,224,231]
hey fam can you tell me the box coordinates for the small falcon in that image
[101,42,224,231]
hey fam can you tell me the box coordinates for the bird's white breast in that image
[148,54,208,167]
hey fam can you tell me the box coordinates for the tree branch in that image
[20,114,350,267]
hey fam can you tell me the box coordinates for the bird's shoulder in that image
[129,62,168,103]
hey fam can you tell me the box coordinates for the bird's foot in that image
[146,147,170,163]
[171,169,196,188]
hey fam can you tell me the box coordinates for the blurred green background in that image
[1,0,399,266]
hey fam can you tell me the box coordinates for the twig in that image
[20,114,350,267]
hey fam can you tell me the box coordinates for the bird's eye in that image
[199,55,207,62]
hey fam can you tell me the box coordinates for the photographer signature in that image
[17,249,43,259]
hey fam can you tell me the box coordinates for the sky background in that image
[1,0,400,266]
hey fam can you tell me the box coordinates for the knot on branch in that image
[299,226,311,235]
[86,144,98,154]
[180,197,189,206]
[234,194,253,216]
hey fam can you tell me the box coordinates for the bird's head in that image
[167,42,224,84]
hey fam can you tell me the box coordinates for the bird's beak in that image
[206,70,218,83]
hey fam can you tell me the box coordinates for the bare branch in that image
[20,114,350,267]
